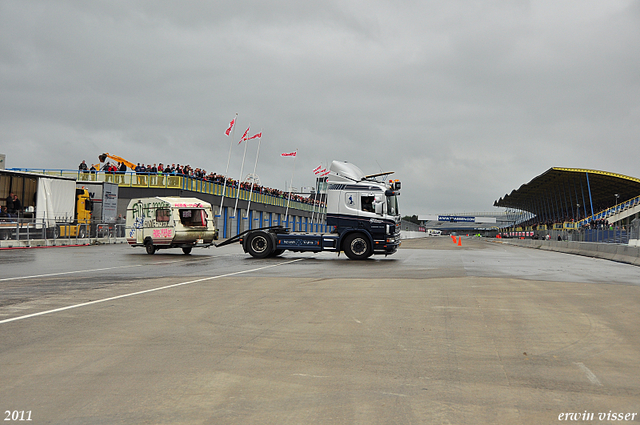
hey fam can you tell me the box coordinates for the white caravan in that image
[125,197,217,254]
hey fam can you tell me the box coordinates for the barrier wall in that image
[495,239,640,266]
[400,231,430,240]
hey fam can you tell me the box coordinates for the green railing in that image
[19,169,324,213]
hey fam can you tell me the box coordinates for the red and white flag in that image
[224,117,236,136]
[246,132,262,141]
[238,127,250,144]
[281,151,297,157]
[313,165,329,176]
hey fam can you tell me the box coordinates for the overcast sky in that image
[2,0,639,215]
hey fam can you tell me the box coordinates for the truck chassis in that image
[217,225,400,260]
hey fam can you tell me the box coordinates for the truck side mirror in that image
[374,202,384,215]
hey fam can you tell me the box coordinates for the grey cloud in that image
[1,0,639,214]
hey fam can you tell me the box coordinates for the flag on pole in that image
[281,151,297,157]
[238,127,250,144]
[225,117,236,136]
[246,132,262,141]
[313,165,329,176]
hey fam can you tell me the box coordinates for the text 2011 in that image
[4,411,32,421]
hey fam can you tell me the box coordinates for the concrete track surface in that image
[1,237,639,424]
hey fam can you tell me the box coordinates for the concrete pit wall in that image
[495,238,640,267]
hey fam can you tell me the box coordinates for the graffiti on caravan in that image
[131,200,171,219]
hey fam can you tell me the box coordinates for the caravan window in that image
[179,209,207,227]
[156,208,171,223]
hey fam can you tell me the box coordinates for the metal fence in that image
[16,169,326,214]
[534,228,631,244]
[0,217,125,243]
[630,218,640,242]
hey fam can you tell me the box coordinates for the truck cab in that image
[325,161,401,258]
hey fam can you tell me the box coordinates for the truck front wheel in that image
[246,231,274,259]
[343,233,372,260]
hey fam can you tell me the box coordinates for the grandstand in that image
[494,167,640,242]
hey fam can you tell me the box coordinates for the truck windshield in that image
[386,194,399,216]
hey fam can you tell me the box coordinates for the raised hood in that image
[328,161,366,183]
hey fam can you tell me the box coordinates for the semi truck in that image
[125,196,218,254]
[58,187,93,238]
[218,161,402,260]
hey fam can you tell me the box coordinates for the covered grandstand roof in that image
[494,168,640,221]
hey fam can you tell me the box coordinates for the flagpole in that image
[311,175,319,231]
[218,113,237,217]
[319,170,327,231]
[284,149,298,226]
[246,129,262,218]
[310,163,322,230]
[233,125,250,218]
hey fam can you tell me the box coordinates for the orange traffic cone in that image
[451,235,456,243]
[457,236,462,246]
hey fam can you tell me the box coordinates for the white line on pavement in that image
[0,258,205,282]
[0,264,146,282]
[0,259,304,324]
[574,362,603,386]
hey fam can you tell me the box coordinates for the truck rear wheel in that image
[343,233,372,260]
[246,231,274,259]
[269,249,285,257]
[182,247,192,255]
[47,226,60,239]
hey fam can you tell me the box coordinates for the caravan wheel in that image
[145,241,156,255]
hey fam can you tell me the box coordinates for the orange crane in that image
[98,153,136,170]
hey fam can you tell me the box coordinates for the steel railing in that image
[0,216,126,243]
[14,169,327,214]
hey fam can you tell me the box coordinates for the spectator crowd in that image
[80,160,326,208]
